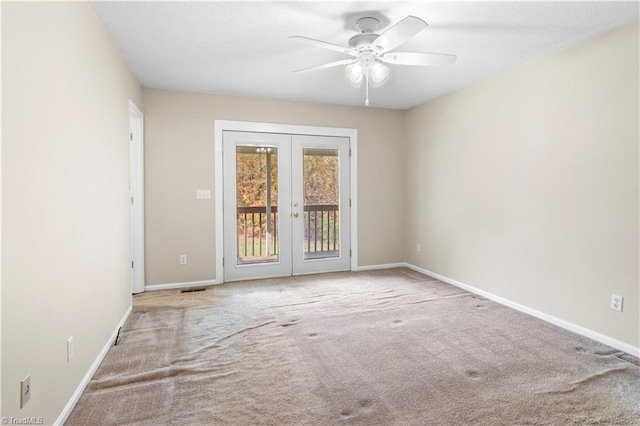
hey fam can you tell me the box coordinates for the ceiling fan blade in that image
[380,51,457,66]
[289,36,358,57]
[293,58,356,74]
[371,15,428,52]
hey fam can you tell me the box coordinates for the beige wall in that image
[404,22,639,347]
[2,2,142,422]
[144,89,404,285]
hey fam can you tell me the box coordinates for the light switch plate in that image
[196,190,211,200]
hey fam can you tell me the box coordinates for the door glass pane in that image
[303,148,339,260]
[236,146,278,265]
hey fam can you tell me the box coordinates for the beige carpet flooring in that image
[66,268,640,425]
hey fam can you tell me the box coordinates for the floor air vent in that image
[180,287,206,293]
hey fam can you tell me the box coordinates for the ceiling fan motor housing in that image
[348,33,378,50]
[350,17,381,50]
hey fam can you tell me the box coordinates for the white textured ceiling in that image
[90,1,639,110]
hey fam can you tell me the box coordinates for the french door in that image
[223,131,350,282]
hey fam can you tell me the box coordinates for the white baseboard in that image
[354,262,407,272]
[145,279,219,292]
[405,263,640,358]
[55,305,132,426]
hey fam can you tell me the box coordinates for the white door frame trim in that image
[129,100,145,293]
[214,120,358,284]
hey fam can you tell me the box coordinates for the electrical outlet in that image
[21,374,31,408]
[611,294,623,312]
[67,336,75,361]
[416,243,421,253]
[180,255,187,265]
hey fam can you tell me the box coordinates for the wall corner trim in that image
[55,305,133,425]
[404,263,639,357]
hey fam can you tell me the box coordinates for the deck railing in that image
[303,204,339,254]
[237,204,339,259]
[236,206,278,258]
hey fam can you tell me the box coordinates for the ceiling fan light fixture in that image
[369,61,390,87]
[345,62,364,87]
[345,59,389,88]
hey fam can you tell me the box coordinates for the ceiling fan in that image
[290,15,456,106]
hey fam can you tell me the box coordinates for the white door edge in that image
[214,120,358,284]
[129,100,145,294]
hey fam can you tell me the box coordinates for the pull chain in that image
[365,72,370,106]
